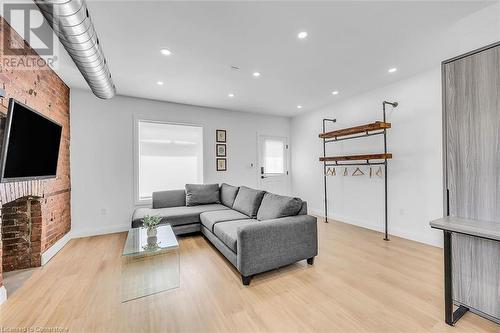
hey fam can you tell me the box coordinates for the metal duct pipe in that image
[35,0,116,99]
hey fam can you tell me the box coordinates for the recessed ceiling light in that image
[297,105,303,109]
[228,93,235,98]
[157,81,164,85]
[298,31,308,39]
[332,90,339,95]
[253,72,261,77]
[160,48,172,56]
[388,67,397,73]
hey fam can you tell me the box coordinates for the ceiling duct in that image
[35,0,116,99]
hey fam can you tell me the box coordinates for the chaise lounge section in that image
[132,183,318,285]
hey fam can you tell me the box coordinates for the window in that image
[263,138,285,174]
[136,121,203,201]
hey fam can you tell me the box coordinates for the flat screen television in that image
[0,98,62,182]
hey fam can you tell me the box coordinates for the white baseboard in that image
[308,207,324,217]
[40,224,129,265]
[310,209,442,247]
[41,231,73,265]
[71,224,129,239]
[0,286,7,305]
[309,208,382,230]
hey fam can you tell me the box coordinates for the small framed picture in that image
[216,129,226,143]
[216,158,227,171]
[216,144,226,157]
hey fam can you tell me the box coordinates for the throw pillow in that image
[232,186,265,218]
[220,183,239,207]
[256,192,303,221]
[185,184,220,206]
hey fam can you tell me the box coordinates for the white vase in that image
[147,227,157,237]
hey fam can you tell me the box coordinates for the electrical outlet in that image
[100,208,107,215]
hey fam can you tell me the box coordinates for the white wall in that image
[291,69,444,246]
[70,89,290,237]
[290,3,500,247]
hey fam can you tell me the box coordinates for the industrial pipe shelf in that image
[320,101,398,241]
[319,153,392,162]
[319,121,391,140]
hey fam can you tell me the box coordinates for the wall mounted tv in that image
[0,98,62,182]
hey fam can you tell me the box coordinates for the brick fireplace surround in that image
[2,197,43,272]
[0,17,71,292]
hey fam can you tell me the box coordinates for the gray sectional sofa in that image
[132,183,318,285]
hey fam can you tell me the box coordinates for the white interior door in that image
[258,135,289,195]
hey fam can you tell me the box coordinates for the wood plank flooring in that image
[0,219,498,333]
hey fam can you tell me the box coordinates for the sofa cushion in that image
[232,186,266,218]
[200,209,249,232]
[256,193,303,221]
[298,201,308,215]
[213,219,256,252]
[220,183,239,207]
[132,204,229,228]
[185,184,220,206]
[153,189,186,209]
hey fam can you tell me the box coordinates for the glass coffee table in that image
[121,224,179,302]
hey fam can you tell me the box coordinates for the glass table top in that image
[122,224,179,256]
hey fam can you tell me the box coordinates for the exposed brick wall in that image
[0,17,71,286]
[2,197,42,272]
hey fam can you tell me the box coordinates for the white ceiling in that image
[53,1,495,116]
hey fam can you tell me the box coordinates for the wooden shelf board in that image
[319,121,391,139]
[319,153,392,162]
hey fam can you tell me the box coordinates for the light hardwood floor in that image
[0,219,498,333]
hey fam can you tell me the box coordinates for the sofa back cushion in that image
[185,184,220,206]
[220,183,239,207]
[232,186,265,218]
[256,192,303,221]
[153,189,186,209]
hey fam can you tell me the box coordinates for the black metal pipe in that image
[444,230,453,324]
[383,102,389,240]
[323,120,327,223]
[383,101,399,108]
[322,118,336,223]
[381,101,398,241]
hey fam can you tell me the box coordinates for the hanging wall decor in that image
[216,158,227,171]
[216,129,226,143]
[216,144,226,157]
[216,129,227,171]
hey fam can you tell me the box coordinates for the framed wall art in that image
[216,158,227,171]
[216,129,226,143]
[216,144,226,157]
